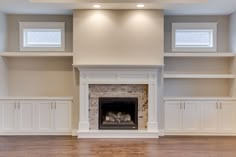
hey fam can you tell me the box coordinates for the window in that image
[19,22,65,51]
[172,23,217,52]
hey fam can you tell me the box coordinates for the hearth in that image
[99,97,138,130]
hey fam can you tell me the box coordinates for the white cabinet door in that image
[165,101,182,132]
[1,101,17,131]
[219,101,236,133]
[54,101,71,132]
[18,101,35,132]
[36,101,54,132]
[201,101,218,132]
[182,101,201,132]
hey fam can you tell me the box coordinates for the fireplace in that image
[99,97,138,130]
[76,65,160,138]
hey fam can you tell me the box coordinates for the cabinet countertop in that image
[0,97,73,100]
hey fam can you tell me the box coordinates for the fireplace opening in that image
[99,97,138,130]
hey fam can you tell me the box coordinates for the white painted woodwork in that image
[219,101,236,132]
[164,97,236,101]
[182,101,201,132]
[37,101,54,132]
[0,52,73,57]
[164,55,235,98]
[0,99,72,135]
[1,101,17,131]
[75,65,163,138]
[164,53,236,58]
[165,101,182,132]
[18,101,35,131]
[54,101,72,132]
[165,100,236,135]
[164,74,235,79]
[201,101,218,132]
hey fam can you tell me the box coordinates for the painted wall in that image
[0,12,8,96]
[165,15,230,52]
[7,14,73,52]
[8,57,73,97]
[73,10,164,65]
[230,11,236,52]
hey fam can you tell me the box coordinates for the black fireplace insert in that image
[99,97,138,130]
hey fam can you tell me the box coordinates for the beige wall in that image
[230,12,236,52]
[0,12,7,52]
[0,12,8,96]
[8,57,73,97]
[7,14,73,52]
[73,10,164,65]
[165,15,230,52]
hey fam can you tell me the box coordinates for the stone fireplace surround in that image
[90,85,147,130]
[75,65,163,138]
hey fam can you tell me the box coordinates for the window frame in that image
[19,22,65,52]
[172,23,217,52]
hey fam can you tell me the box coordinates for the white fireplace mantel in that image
[74,64,163,138]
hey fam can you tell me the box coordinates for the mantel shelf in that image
[164,74,235,79]
[164,53,236,58]
[0,52,73,57]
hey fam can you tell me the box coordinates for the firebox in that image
[99,97,138,130]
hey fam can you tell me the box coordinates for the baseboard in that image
[159,129,165,136]
[72,129,78,136]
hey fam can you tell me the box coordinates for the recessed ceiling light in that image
[93,4,101,8]
[137,4,144,8]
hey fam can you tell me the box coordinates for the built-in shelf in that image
[164,53,235,58]
[164,97,236,101]
[0,97,73,100]
[164,74,235,79]
[0,52,73,57]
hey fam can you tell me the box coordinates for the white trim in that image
[164,131,236,136]
[159,129,165,136]
[72,129,78,136]
[0,131,72,136]
[164,97,236,101]
[19,22,65,52]
[164,74,235,79]
[77,130,159,138]
[75,66,162,138]
[164,53,235,58]
[172,23,217,52]
[0,52,73,57]
[0,97,73,100]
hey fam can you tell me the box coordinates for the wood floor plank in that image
[0,136,236,157]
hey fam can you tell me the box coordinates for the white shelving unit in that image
[0,51,74,98]
[164,97,236,101]
[164,74,235,79]
[0,52,73,57]
[164,52,236,98]
[164,52,236,58]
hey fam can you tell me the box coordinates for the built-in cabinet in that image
[0,99,72,135]
[164,52,236,136]
[165,100,236,135]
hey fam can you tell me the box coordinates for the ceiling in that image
[0,0,235,15]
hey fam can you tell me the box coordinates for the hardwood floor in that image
[0,136,236,157]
